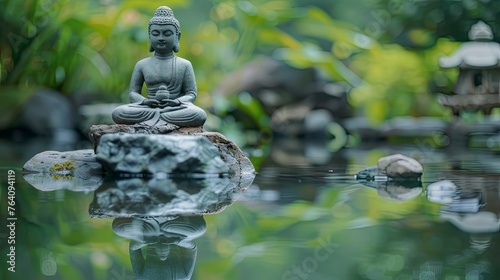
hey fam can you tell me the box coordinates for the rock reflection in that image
[355,166,423,202]
[375,180,422,202]
[112,216,206,280]
[426,180,483,213]
[425,178,500,254]
[89,174,252,217]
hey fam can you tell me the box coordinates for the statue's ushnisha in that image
[112,6,207,127]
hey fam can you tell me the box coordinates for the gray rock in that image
[96,134,229,175]
[202,131,255,179]
[378,154,423,178]
[89,124,255,178]
[88,124,183,149]
[22,149,104,191]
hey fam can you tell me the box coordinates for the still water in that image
[1,137,500,280]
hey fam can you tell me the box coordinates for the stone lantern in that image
[438,21,500,116]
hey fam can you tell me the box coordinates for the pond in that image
[1,137,500,280]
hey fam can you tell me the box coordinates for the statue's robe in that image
[112,55,206,127]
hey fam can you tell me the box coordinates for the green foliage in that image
[0,0,491,132]
[349,40,459,123]
[0,0,187,99]
[365,0,500,46]
[1,0,96,89]
[0,87,34,128]
[193,1,462,129]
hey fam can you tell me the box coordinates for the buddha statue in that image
[112,6,207,127]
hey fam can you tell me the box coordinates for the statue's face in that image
[149,24,178,54]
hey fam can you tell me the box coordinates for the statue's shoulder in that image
[175,56,193,68]
[135,57,152,67]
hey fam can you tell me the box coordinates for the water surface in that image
[1,139,499,280]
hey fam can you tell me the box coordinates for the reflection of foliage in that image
[196,183,445,279]
[0,175,123,280]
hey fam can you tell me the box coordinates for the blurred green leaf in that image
[0,86,35,128]
[297,7,377,50]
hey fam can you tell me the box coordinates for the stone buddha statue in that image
[112,6,207,127]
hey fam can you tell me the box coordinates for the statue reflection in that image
[112,215,206,280]
[89,173,253,279]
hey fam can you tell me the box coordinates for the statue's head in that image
[148,6,181,53]
[468,21,493,41]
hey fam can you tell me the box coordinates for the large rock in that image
[88,124,185,149]
[89,124,255,178]
[22,149,105,191]
[89,125,256,217]
[212,57,351,120]
[96,134,229,175]
[377,154,423,178]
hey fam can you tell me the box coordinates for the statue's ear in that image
[148,33,154,52]
[173,32,181,53]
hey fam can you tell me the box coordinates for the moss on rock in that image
[49,160,76,172]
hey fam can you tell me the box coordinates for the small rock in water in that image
[377,154,423,178]
[22,149,105,191]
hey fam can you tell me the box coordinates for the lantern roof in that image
[439,21,500,69]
